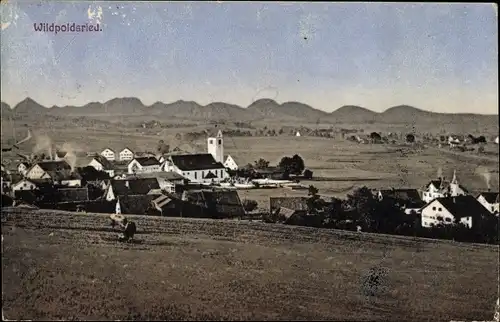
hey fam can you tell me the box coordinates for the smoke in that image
[61,142,79,172]
[32,134,53,160]
[437,167,443,179]
[475,166,491,190]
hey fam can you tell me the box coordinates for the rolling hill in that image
[1,97,498,130]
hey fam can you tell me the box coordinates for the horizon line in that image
[1,96,499,116]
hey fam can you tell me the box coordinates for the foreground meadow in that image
[2,208,498,321]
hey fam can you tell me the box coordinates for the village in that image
[1,129,498,244]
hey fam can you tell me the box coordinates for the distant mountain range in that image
[1,97,498,127]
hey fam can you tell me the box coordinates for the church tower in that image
[207,130,224,163]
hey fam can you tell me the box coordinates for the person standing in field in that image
[118,217,137,242]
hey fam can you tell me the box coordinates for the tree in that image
[278,154,305,175]
[254,158,269,169]
[346,187,378,231]
[157,140,170,154]
[242,199,258,212]
[303,169,313,179]
[405,134,415,143]
[306,185,323,214]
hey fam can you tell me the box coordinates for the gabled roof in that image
[35,161,71,172]
[152,194,175,209]
[423,195,491,219]
[477,192,499,204]
[110,178,160,196]
[133,157,160,167]
[118,195,156,215]
[120,147,134,154]
[379,189,421,202]
[18,162,31,168]
[183,189,244,217]
[269,197,309,212]
[91,155,114,170]
[170,153,225,171]
[101,148,115,153]
[76,166,110,181]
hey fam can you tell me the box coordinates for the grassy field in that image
[2,208,498,321]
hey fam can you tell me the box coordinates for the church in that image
[163,130,230,184]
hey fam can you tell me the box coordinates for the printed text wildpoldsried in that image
[34,23,102,35]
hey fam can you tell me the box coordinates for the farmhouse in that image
[420,195,491,228]
[255,167,286,180]
[104,178,161,201]
[25,161,82,186]
[421,172,468,204]
[88,155,115,178]
[476,192,499,214]
[377,188,425,213]
[151,194,181,216]
[182,189,245,218]
[270,196,309,213]
[119,148,134,161]
[100,148,116,161]
[128,157,161,174]
[164,154,229,184]
[224,155,239,171]
[57,187,89,202]
[17,162,31,176]
[115,195,158,215]
[11,179,39,192]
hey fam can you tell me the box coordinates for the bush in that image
[242,199,258,212]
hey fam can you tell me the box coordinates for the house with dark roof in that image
[164,153,229,184]
[127,157,161,174]
[104,178,161,201]
[254,166,286,180]
[476,192,499,214]
[17,162,31,176]
[377,188,425,213]
[182,189,245,218]
[124,171,186,193]
[115,195,157,215]
[151,194,182,216]
[420,195,492,228]
[421,171,468,203]
[88,155,115,178]
[57,187,89,202]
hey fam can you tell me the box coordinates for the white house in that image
[119,148,134,161]
[100,148,116,161]
[127,157,161,174]
[420,195,491,229]
[495,136,499,144]
[88,155,115,178]
[476,192,499,214]
[17,162,31,176]
[163,153,229,184]
[296,131,301,137]
[448,135,461,148]
[207,130,224,163]
[11,179,38,192]
[224,155,239,171]
[421,171,468,203]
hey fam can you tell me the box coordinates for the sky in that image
[0,2,498,114]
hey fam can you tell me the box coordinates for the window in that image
[432,207,436,210]
[445,218,451,222]
[194,172,197,180]
[202,171,204,177]
[438,207,442,211]
[437,216,443,221]
[209,140,213,144]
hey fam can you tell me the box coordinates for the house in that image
[207,130,224,163]
[495,136,499,145]
[421,172,468,203]
[124,171,186,193]
[88,155,115,178]
[269,197,309,213]
[25,161,82,186]
[448,135,461,147]
[127,157,161,174]
[119,148,134,161]
[377,188,425,214]
[275,207,308,225]
[254,167,286,180]
[100,148,116,161]
[420,195,492,228]
[104,178,161,201]
[11,178,39,192]
[224,155,239,171]
[115,195,157,215]
[17,162,31,176]
[164,153,229,184]
[476,192,499,214]
[295,131,301,137]
[76,166,110,184]
[151,194,181,216]
[182,189,245,218]
[1,171,11,194]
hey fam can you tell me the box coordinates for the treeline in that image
[265,186,499,245]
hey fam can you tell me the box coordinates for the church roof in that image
[170,153,225,171]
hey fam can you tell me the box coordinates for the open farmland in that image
[2,208,498,321]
